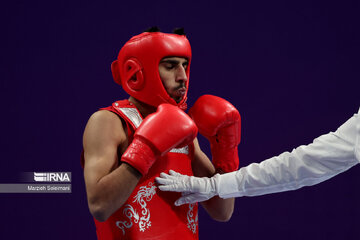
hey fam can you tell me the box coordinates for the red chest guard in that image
[93,100,198,240]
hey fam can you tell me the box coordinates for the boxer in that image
[82,27,241,239]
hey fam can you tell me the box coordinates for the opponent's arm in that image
[83,110,141,222]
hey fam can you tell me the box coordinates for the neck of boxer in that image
[128,96,157,118]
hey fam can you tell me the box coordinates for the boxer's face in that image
[159,57,188,103]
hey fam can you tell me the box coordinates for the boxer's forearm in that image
[201,197,234,222]
[85,162,141,222]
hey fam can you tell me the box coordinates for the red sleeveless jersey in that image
[83,100,199,240]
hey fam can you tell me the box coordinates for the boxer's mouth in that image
[174,87,186,97]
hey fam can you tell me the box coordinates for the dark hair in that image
[172,28,186,35]
[143,26,186,36]
[144,26,161,32]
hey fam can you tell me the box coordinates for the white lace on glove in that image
[155,170,220,206]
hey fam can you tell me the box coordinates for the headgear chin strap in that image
[111,32,192,110]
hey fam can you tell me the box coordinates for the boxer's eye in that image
[165,64,175,70]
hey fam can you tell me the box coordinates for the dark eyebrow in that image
[160,59,188,65]
[160,60,179,65]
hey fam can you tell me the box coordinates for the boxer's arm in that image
[191,138,235,222]
[83,111,141,222]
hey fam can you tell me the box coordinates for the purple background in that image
[1,0,359,239]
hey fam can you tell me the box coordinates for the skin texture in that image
[158,57,188,104]
[83,56,234,222]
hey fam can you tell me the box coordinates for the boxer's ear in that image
[124,59,144,91]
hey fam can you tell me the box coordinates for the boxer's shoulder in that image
[84,110,127,146]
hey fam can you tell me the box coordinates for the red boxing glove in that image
[121,104,198,175]
[189,95,241,173]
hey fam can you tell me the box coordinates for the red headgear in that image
[111,32,192,110]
